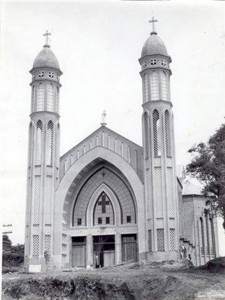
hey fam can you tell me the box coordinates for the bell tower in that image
[25,31,62,271]
[139,18,179,260]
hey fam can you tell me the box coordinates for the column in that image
[115,233,121,265]
[86,234,93,268]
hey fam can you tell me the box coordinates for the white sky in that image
[1,1,225,254]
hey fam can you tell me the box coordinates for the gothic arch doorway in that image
[68,160,138,268]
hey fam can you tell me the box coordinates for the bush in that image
[2,235,24,269]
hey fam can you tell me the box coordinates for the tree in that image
[2,235,24,268]
[3,234,12,250]
[186,124,225,229]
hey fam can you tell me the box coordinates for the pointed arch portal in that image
[54,147,144,269]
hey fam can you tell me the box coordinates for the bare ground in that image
[2,259,225,300]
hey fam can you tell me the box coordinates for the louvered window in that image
[153,110,161,156]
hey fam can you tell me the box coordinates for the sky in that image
[1,1,225,254]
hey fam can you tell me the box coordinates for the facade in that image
[24,25,218,272]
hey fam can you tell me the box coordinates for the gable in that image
[60,126,144,183]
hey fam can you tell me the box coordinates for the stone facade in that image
[24,27,218,272]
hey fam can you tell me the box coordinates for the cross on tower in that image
[98,193,109,213]
[43,30,51,46]
[149,17,158,34]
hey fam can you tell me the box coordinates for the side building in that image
[179,178,219,266]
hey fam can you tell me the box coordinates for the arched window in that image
[143,112,149,159]
[143,73,148,102]
[46,121,53,166]
[206,213,210,255]
[165,110,171,157]
[200,217,205,255]
[93,192,114,226]
[150,71,159,100]
[36,83,44,111]
[161,71,168,100]
[47,83,54,112]
[210,218,215,255]
[153,109,161,156]
[28,122,34,167]
[56,123,60,168]
[35,120,42,165]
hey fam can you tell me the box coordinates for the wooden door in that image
[72,236,86,267]
[103,250,115,267]
[122,234,137,262]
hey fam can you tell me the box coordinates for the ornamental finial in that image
[43,30,51,47]
[149,17,158,35]
[101,110,107,126]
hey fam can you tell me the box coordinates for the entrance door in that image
[122,234,137,262]
[72,237,86,267]
[93,235,115,267]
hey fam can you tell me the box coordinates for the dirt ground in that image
[2,259,225,300]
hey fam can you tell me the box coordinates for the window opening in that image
[144,73,148,102]
[35,120,42,165]
[200,217,205,255]
[150,71,159,100]
[165,110,171,157]
[38,71,44,78]
[144,112,149,159]
[93,192,114,226]
[157,229,165,251]
[127,216,131,223]
[37,83,44,111]
[47,83,54,112]
[49,72,54,78]
[46,121,53,166]
[153,110,161,156]
[161,71,168,101]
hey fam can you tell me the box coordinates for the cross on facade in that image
[149,17,158,34]
[98,193,109,213]
[43,30,51,46]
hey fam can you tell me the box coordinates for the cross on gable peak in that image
[101,110,107,127]
[149,17,158,35]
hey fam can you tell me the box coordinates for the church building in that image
[24,21,219,272]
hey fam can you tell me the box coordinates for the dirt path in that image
[2,262,225,300]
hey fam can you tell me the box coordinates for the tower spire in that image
[149,17,158,35]
[25,33,62,272]
[43,30,51,48]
